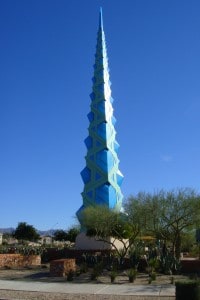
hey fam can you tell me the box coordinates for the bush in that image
[67,270,74,281]
[127,268,137,283]
[79,262,88,273]
[175,280,200,300]
[90,262,103,280]
[109,270,117,283]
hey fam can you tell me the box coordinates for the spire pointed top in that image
[99,7,103,30]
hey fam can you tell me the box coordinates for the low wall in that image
[181,259,200,273]
[50,259,76,277]
[0,254,41,267]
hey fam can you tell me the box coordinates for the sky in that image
[0,0,200,231]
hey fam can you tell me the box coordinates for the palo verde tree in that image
[13,222,40,242]
[125,188,200,259]
[81,205,142,259]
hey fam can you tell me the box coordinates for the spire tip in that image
[99,7,103,30]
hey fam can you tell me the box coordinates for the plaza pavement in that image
[0,279,175,299]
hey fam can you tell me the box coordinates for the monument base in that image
[75,232,128,250]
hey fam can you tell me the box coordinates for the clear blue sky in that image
[0,0,200,231]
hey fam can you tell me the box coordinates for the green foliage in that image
[13,222,40,242]
[189,244,200,258]
[54,230,68,241]
[127,268,137,282]
[79,262,88,273]
[125,188,200,259]
[146,258,158,280]
[150,271,156,281]
[54,226,80,242]
[160,253,181,274]
[148,258,160,273]
[66,226,80,242]
[109,269,117,283]
[181,231,196,253]
[90,262,103,280]
[82,206,124,238]
[0,244,44,255]
[81,205,140,260]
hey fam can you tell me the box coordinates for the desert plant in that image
[109,270,117,283]
[148,258,159,272]
[170,276,174,284]
[127,268,137,283]
[67,269,74,281]
[150,271,156,281]
[90,262,103,280]
[160,253,181,274]
[79,262,88,273]
[148,277,152,284]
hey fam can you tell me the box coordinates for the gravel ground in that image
[0,290,175,300]
[0,266,187,300]
[0,265,189,284]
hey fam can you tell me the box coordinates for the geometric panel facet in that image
[80,167,91,184]
[84,136,93,149]
[96,149,114,173]
[95,184,116,208]
[116,170,124,186]
[97,122,112,140]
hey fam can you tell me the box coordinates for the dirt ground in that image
[0,264,190,285]
[0,265,191,300]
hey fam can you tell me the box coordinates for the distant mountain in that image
[0,228,58,237]
[0,228,15,234]
[37,229,58,237]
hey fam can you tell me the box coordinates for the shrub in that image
[127,268,137,283]
[90,262,103,280]
[109,270,117,283]
[67,270,74,281]
[175,280,200,300]
[79,262,88,273]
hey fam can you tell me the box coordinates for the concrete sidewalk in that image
[0,279,175,298]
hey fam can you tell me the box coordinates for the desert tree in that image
[82,205,142,259]
[125,188,200,259]
[13,222,40,242]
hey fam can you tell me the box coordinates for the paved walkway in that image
[0,279,175,299]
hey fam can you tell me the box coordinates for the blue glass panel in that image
[90,92,95,101]
[90,155,94,161]
[95,173,101,180]
[95,184,116,208]
[80,167,91,184]
[97,122,106,140]
[84,136,93,149]
[87,112,94,122]
[97,102,105,114]
[114,141,120,153]
[96,140,101,147]
[87,191,93,199]
[111,116,116,126]
[96,149,114,172]
[98,83,104,92]
[116,172,124,186]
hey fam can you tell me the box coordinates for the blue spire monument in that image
[76,8,123,231]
